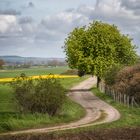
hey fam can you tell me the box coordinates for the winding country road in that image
[2,77,120,135]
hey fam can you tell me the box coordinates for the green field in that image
[92,88,140,128]
[0,66,68,78]
[0,76,88,132]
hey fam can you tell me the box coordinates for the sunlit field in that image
[0,68,88,132]
[0,66,68,78]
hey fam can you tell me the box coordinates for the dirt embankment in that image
[0,127,140,140]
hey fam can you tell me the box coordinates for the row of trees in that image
[64,21,138,87]
[0,59,5,69]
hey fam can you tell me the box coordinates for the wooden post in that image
[124,94,126,105]
[127,96,129,107]
[115,92,117,102]
[113,90,115,100]
[117,92,119,101]
[131,96,134,107]
[120,93,122,103]
[119,93,121,103]
[120,93,121,103]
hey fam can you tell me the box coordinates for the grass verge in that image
[91,87,140,128]
[0,97,85,133]
[60,75,89,89]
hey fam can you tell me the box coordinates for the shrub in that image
[114,64,140,103]
[78,70,85,77]
[104,65,122,86]
[11,75,66,116]
[61,69,78,75]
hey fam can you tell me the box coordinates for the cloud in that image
[22,1,35,9]
[0,15,22,34]
[0,15,36,40]
[41,11,89,32]
[19,16,33,24]
[28,2,34,8]
[120,0,140,15]
[40,0,140,52]
[0,0,140,57]
[3,0,140,52]
[38,10,90,41]
[121,0,140,10]
[0,9,21,15]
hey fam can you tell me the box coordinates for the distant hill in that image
[0,55,66,65]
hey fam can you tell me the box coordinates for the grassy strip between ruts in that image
[0,76,88,133]
[43,87,140,136]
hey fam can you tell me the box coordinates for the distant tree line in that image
[0,59,5,69]
[1,59,67,70]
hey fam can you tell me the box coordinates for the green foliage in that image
[0,77,87,132]
[64,21,137,78]
[104,65,122,86]
[0,84,17,112]
[114,64,140,103]
[11,75,66,116]
[0,98,85,132]
[136,56,140,64]
[78,70,85,77]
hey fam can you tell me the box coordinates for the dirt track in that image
[1,77,120,135]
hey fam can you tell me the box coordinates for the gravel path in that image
[2,77,120,135]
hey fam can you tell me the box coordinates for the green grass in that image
[0,76,88,132]
[50,87,140,135]
[0,66,68,78]
[0,85,17,112]
[0,98,85,132]
[91,88,140,128]
[60,75,89,89]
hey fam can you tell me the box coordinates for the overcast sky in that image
[0,0,140,58]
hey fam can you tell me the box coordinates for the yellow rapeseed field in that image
[0,75,79,82]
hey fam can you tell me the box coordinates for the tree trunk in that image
[97,76,101,88]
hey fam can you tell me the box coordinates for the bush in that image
[11,75,66,116]
[114,64,140,103]
[78,70,85,77]
[104,65,122,86]
[61,69,78,75]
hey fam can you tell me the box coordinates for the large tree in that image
[64,21,137,87]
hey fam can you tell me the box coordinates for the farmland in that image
[0,67,139,140]
[0,67,88,132]
[0,66,68,78]
[0,79,139,140]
